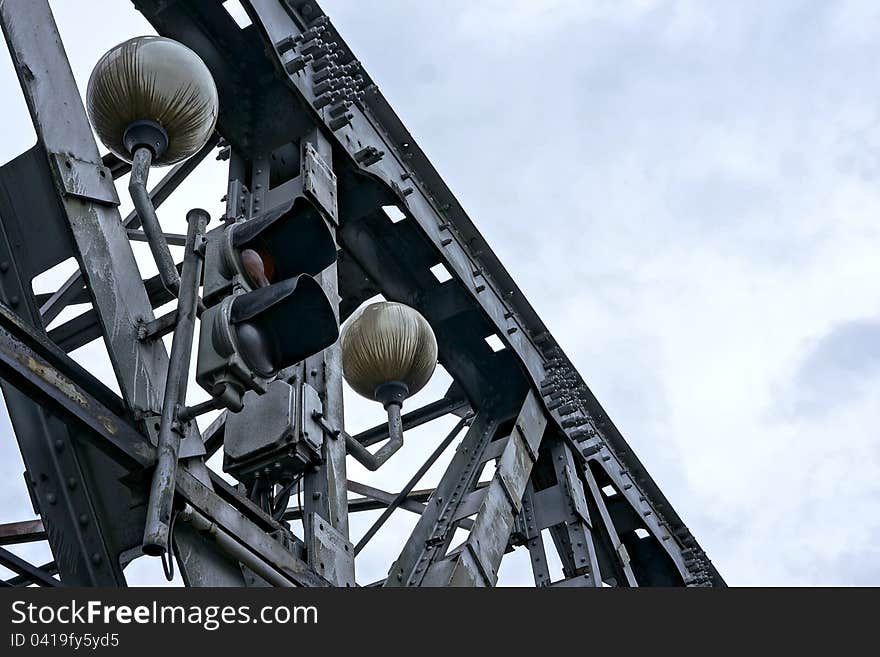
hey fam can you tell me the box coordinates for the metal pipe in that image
[178,504,295,587]
[284,487,435,521]
[128,147,181,297]
[355,394,469,447]
[142,208,209,557]
[354,415,470,554]
[342,402,404,471]
[127,228,187,246]
[177,397,224,424]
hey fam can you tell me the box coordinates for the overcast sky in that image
[1,0,879,586]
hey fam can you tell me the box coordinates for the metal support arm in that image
[128,147,182,297]
[340,403,404,471]
[315,404,405,472]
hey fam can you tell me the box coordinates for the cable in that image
[272,474,303,521]
[160,509,178,582]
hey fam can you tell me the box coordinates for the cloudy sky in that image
[1,0,879,586]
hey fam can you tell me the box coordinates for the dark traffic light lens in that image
[230,275,339,376]
[235,321,277,376]
[232,196,336,287]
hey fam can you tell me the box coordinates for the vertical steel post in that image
[143,208,208,557]
[300,128,355,585]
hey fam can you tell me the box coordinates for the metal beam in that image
[48,266,183,353]
[0,520,46,546]
[0,301,154,469]
[127,229,187,247]
[419,391,547,586]
[543,438,601,586]
[384,408,501,586]
[581,461,639,586]
[285,487,435,521]
[175,469,326,587]
[355,415,470,554]
[0,547,61,587]
[5,561,57,587]
[297,130,355,585]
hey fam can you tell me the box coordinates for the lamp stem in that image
[129,147,181,297]
[340,402,405,472]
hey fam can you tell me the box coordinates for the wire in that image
[297,477,303,527]
[160,509,178,582]
[272,474,303,521]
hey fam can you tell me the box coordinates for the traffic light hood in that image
[229,275,340,377]
[231,196,337,285]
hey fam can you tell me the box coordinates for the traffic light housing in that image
[196,273,339,406]
[196,185,340,410]
[223,380,325,485]
[202,195,337,306]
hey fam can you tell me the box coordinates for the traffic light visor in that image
[229,275,339,376]
[231,197,337,286]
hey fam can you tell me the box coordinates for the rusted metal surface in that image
[0,519,46,546]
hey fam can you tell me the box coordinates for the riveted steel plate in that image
[308,512,355,587]
[302,142,338,225]
[50,153,119,206]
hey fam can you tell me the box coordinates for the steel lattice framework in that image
[0,0,723,588]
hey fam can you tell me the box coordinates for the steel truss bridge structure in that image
[0,0,723,588]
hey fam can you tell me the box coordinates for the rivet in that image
[91,553,103,565]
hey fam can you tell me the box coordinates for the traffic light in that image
[202,196,337,306]
[196,193,339,411]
